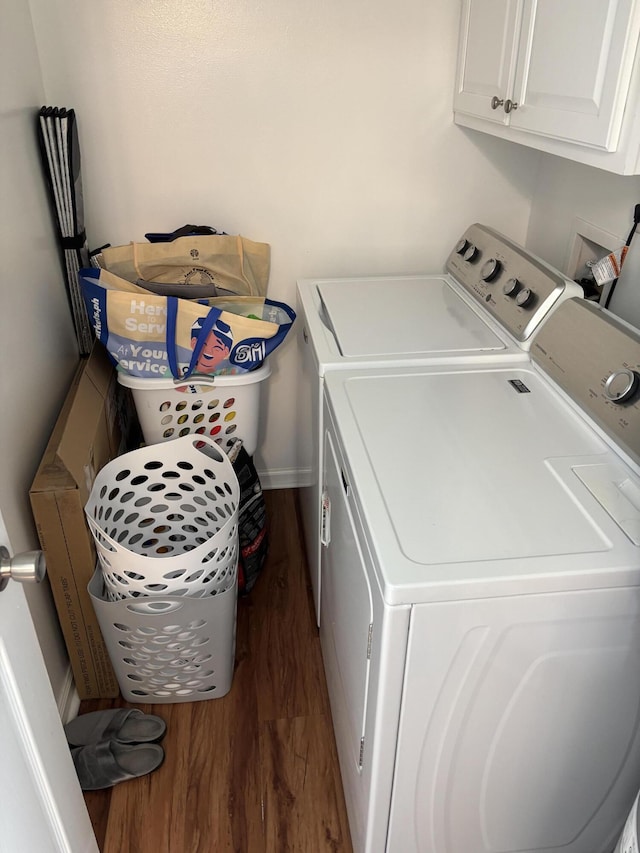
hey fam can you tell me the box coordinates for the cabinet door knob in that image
[504,99,519,113]
[491,96,504,110]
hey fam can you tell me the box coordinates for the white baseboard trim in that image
[257,467,306,490]
[57,666,80,724]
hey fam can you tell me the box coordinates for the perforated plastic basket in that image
[117,364,270,455]
[85,435,239,601]
[88,569,236,703]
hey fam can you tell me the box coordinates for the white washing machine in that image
[297,223,583,625]
[320,298,640,853]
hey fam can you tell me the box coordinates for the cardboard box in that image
[30,345,140,699]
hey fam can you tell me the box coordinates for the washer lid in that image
[317,276,507,357]
[325,365,640,604]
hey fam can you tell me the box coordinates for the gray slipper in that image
[71,740,165,790]
[64,708,166,746]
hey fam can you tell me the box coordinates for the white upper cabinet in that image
[454,0,521,125]
[454,0,640,174]
[511,0,634,148]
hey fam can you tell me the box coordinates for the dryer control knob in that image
[463,243,479,263]
[481,258,501,281]
[515,287,534,307]
[503,277,520,297]
[455,238,469,255]
[604,369,640,403]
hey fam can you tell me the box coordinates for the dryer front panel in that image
[387,589,640,853]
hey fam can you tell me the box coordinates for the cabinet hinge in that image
[366,623,373,659]
[359,737,365,769]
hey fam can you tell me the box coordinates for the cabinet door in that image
[454,0,522,123]
[511,0,640,149]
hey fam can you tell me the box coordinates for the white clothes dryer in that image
[320,299,640,853]
[297,223,582,624]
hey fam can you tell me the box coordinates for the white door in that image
[510,0,640,149]
[453,0,522,123]
[0,513,97,853]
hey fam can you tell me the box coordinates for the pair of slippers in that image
[65,708,166,791]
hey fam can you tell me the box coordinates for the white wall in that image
[14,0,638,705]
[1,0,79,698]
[527,152,640,327]
[4,0,543,698]
[28,0,539,485]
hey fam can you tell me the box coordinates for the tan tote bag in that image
[99,234,270,298]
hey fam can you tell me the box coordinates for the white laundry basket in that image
[117,364,270,455]
[85,435,239,602]
[88,569,237,703]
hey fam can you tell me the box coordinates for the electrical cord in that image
[604,203,640,308]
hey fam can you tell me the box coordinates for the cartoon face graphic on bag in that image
[191,316,234,374]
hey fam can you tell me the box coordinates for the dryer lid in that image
[317,276,507,357]
[325,363,640,604]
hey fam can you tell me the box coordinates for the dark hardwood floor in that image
[79,489,352,853]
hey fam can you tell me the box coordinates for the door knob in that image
[491,96,504,110]
[504,99,519,113]
[0,546,46,593]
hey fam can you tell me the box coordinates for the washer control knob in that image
[455,238,469,255]
[463,243,479,263]
[515,287,534,307]
[503,277,520,297]
[604,368,640,403]
[481,258,501,282]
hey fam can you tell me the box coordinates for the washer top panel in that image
[298,223,582,372]
[325,362,640,605]
[317,275,505,357]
